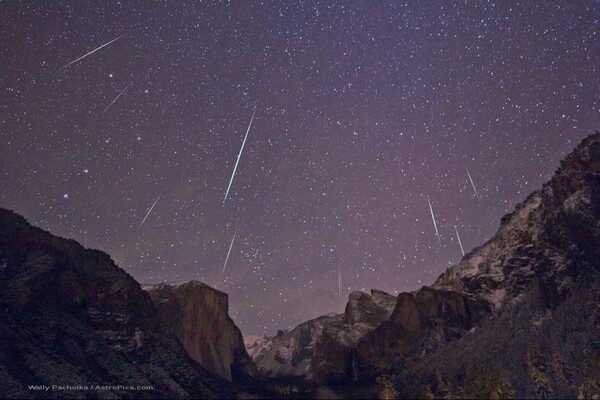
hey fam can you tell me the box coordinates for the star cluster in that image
[1,1,598,334]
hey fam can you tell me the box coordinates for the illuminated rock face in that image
[144,281,256,382]
[245,288,396,382]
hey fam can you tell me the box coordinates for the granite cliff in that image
[244,289,396,382]
[143,281,256,382]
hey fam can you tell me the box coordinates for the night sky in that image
[1,1,598,335]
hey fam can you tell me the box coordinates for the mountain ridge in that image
[244,288,396,382]
[0,207,245,399]
[351,130,600,397]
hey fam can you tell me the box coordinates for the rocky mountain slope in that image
[241,131,600,398]
[0,208,240,399]
[143,281,256,382]
[245,289,396,382]
[352,131,600,397]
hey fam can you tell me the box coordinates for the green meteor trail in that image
[223,108,256,204]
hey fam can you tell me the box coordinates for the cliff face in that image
[0,209,235,399]
[356,287,488,372]
[143,282,256,382]
[434,131,600,305]
[245,289,396,382]
[353,132,600,398]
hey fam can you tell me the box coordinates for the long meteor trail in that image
[455,225,465,256]
[222,229,237,273]
[466,168,479,197]
[104,84,131,112]
[138,192,162,228]
[62,34,126,69]
[427,196,441,241]
[223,109,256,204]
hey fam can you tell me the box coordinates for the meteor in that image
[103,84,131,112]
[138,192,162,228]
[427,196,441,241]
[222,229,237,273]
[223,108,256,204]
[62,34,126,69]
[466,168,479,197]
[455,225,465,256]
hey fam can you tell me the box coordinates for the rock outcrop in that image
[356,287,488,373]
[245,289,396,382]
[0,208,237,399]
[144,281,256,382]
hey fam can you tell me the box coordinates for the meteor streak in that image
[62,34,126,69]
[222,229,237,273]
[223,108,256,204]
[466,168,479,197]
[455,225,465,256]
[103,84,131,112]
[138,192,162,228]
[427,196,441,241]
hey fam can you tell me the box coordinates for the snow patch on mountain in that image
[245,289,395,379]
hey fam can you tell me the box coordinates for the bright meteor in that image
[466,167,479,197]
[222,229,237,273]
[62,34,126,69]
[427,196,441,241]
[223,108,256,204]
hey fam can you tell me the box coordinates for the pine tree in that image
[465,374,516,399]
[418,384,435,400]
[376,374,399,400]
[528,345,552,399]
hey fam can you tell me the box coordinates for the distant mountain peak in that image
[245,288,396,381]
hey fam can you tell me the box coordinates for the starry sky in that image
[1,1,598,335]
